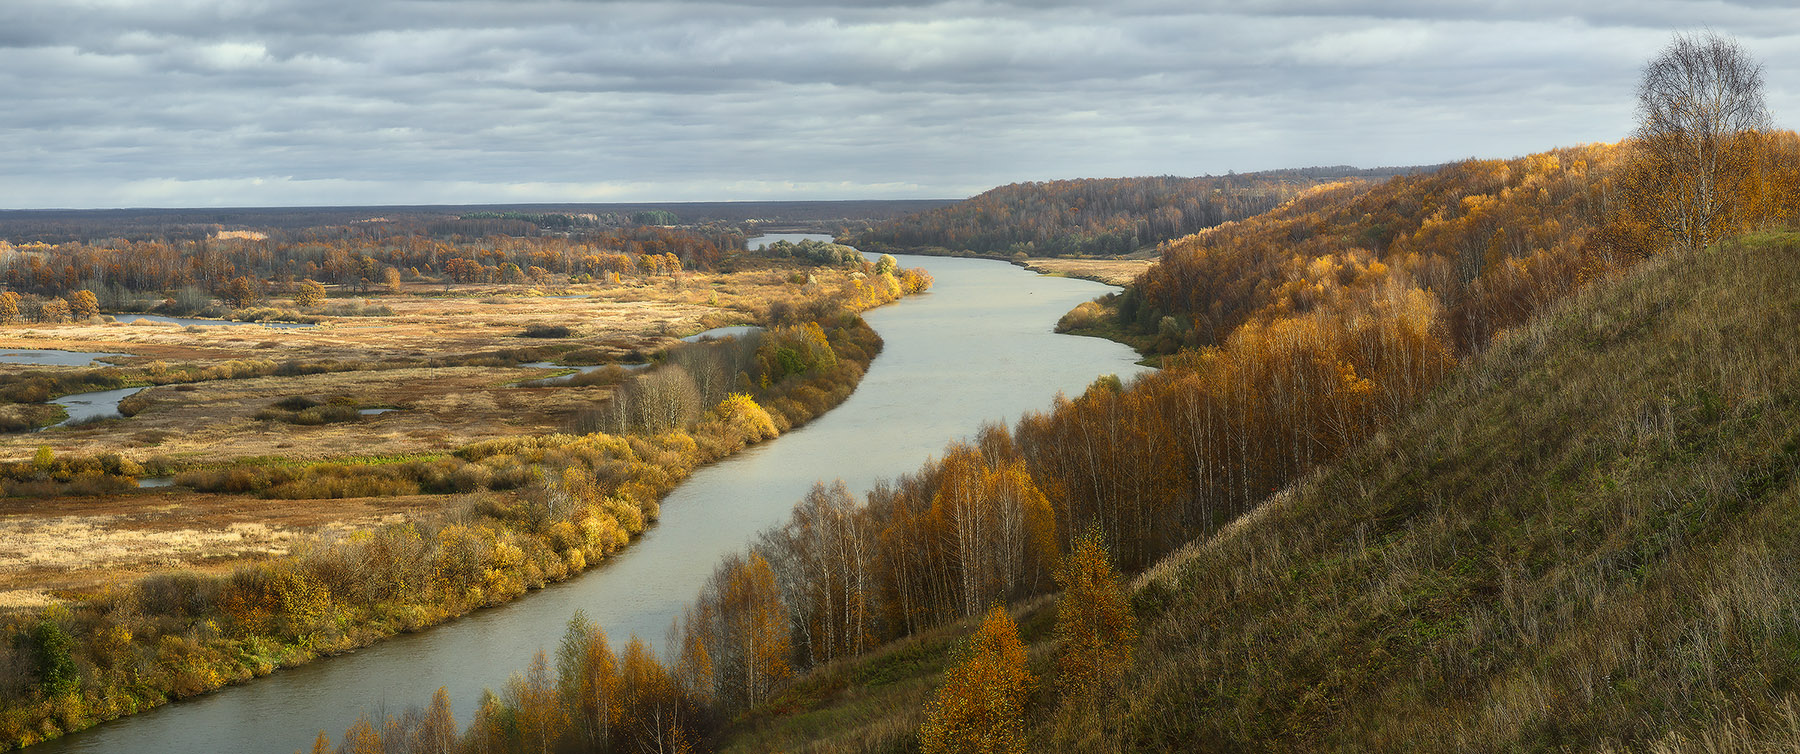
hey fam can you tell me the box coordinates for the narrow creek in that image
[32,252,1150,753]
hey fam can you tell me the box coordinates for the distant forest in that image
[0,199,956,245]
[844,166,1435,257]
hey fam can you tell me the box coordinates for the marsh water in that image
[110,314,312,329]
[37,252,1150,754]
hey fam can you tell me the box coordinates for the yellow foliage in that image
[920,606,1034,754]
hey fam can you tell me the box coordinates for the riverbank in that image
[0,274,928,750]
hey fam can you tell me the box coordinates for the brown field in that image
[1020,256,1154,286]
[0,264,856,602]
[0,488,446,604]
[0,271,800,365]
[0,365,611,463]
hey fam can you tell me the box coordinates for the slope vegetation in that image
[1071,232,1800,751]
[720,232,1800,754]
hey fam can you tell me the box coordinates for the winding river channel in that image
[35,252,1150,753]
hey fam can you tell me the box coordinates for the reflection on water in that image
[747,233,835,247]
[112,314,312,329]
[37,254,1148,754]
[679,325,762,343]
[0,349,127,367]
[47,386,146,428]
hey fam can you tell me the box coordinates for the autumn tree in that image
[415,686,457,754]
[920,605,1034,754]
[383,266,403,294]
[556,611,618,752]
[294,279,325,309]
[37,296,69,323]
[224,275,260,308]
[722,551,790,710]
[1635,31,1770,251]
[67,289,99,319]
[0,291,18,324]
[503,650,563,754]
[1053,528,1136,697]
[339,715,384,754]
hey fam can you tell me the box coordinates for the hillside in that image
[843,168,1430,258]
[721,231,1800,753]
[1073,231,1800,751]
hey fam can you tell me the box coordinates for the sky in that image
[3,1,1799,209]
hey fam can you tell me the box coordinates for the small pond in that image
[47,386,146,428]
[0,349,129,367]
[112,314,313,329]
[680,325,762,343]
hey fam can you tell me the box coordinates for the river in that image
[34,252,1148,753]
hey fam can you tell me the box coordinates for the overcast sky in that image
[3,1,1797,209]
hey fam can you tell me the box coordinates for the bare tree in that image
[1635,31,1770,251]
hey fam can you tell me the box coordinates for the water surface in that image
[0,350,127,367]
[112,314,312,329]
[46,387,146,429]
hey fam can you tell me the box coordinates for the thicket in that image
[752,239,865,267]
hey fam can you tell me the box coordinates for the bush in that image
[520,324,573,338]
[273,396,320,412]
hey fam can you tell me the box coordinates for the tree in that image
[1635,31,1770,252]
[1053,528,1136,697]
[294,279,326,309]
[67,289,99,319]
[557,611,618,752]
[38,296,68,323]
[503,650,563,754]
[723,551,790,709]
[415,686,457,754]
[919,605,1033,754]
[224,275,260,308]
[0,291,17,324]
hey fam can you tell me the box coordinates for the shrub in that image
[520,323,573,338]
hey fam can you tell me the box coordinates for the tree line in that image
[0,225,748,306]
[843,172,1416,257]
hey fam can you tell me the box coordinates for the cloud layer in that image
[4,1,1798,208]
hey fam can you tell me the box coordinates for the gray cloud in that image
[2,0,1796,207]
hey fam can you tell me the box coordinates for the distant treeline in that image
[0,200,958,245]
[0,226,746,302]
[844,168,1435,257]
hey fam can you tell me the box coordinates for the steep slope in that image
[1067,232,1800,752]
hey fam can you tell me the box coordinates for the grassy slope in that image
[1075,232,1800,752]
[725,233,1800,752]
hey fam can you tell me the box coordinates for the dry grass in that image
[1056,233,1800,752]
[1020,257,1154,286]
[0,365,610,463]
[0,268,840,365]
[0,488,443,598]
